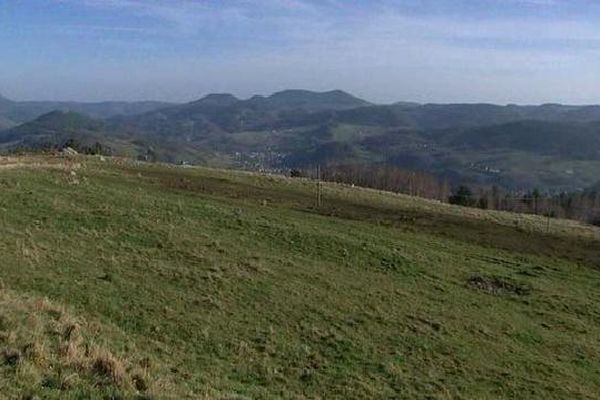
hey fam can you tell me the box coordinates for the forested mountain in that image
[440,120,600,158]
[0,111,107,148]
[0,93,173,126]
[2,89,600,191]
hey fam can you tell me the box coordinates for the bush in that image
[62,139,111,156]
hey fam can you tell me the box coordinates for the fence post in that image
[317,165,323,208]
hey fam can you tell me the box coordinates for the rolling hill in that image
[252,89,372,111]
[113,89,371,137]
[1,155,599,399]
[0,116,15,131]
[107,93,600,191]
[0,111,103,146]
[442,120,600,158]
[3,89,600,191]
[0,110,115,150]
[0,93,173,126]
[0,94,17,129]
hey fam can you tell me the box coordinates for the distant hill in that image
[0,110,108,149]
[102,93,600,190]
[190,93,240,107]
[443,120,600,158]
[112,89,370,138]
[0,116,15,131]
[0,110,213,163]
[339,102,600,130]
[0,94,16,128]
[0,93,12,107]
[249,89,372,111]
[5,89,600,191]
[0,94,174,125]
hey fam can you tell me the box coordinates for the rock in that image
[61,147,78,156]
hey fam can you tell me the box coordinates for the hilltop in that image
[1,155,599,399]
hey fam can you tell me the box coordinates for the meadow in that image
[0,155,599,399]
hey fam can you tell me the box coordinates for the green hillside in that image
[0,93,173,125]
[1,155,600,399]
[0,116,15,131]
[442,120,600,158]
[0,111,106,148]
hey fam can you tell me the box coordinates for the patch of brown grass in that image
[0,288,174,398]
[90,349,127,386]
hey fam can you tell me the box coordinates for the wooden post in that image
[317,165,323,208]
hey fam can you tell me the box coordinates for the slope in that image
[1,156,600,399]
[0,288,180,399]
[442,120,600,158]
[0,111,155,159]
[0,116,15,131]
[0,111,110,149]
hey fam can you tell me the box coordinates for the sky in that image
[1,0,600,104]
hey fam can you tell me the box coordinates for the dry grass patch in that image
[0,288,174,399]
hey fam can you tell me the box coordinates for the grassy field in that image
[1,155,600,399]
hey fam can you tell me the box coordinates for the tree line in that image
[293,164,450,201]
[292,163,600,226]
[8,138,112,156]
[449,184,600,225]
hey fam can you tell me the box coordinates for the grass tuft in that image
[0,288,176,398]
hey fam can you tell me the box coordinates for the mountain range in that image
[2,89,600,191]
[0,92,171,127]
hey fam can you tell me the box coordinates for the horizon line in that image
[2,88,600,108]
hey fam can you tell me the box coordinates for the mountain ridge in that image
[0,94,175,125]
[0,110,108,149]
[5,89,600,191]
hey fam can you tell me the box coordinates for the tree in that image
[532,188,542,214]
[449,185,477,207]
[63,138,80,150]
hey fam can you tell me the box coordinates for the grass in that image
[0,287,177,399]
[1,155,600,399]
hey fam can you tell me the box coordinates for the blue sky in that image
[1,0,600,103]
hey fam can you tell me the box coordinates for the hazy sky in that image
[1,0,600,104]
